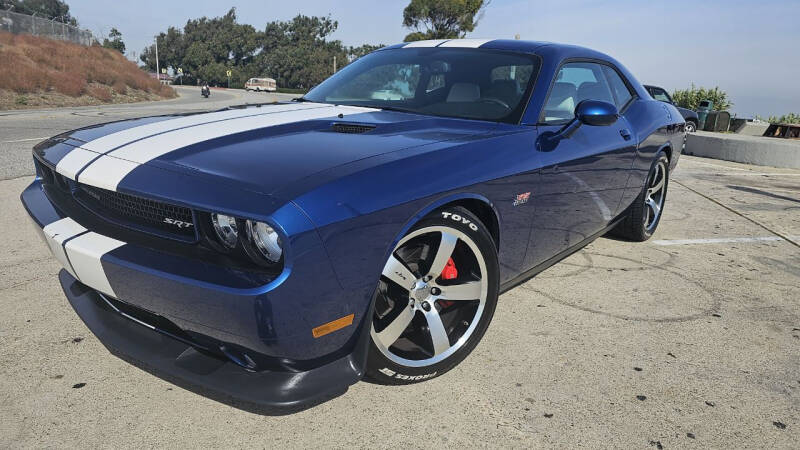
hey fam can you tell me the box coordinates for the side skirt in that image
[499,218,623,295]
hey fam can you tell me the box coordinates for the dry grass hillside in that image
[0,31,176,109]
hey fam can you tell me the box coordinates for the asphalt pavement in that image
[0,92,798,448]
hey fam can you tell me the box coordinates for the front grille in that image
[75,184,197,241]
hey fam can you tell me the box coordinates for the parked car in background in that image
[644,85,699,132]
[245,77,277,92]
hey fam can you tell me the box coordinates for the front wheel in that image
[365,207,499,384]
[685,120,697,133]
[612,151,669,241]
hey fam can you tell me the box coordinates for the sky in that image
[69,0,800,118]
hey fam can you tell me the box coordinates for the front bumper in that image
[58,270,368,412]
[22,173,376,411]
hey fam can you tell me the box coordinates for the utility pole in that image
[154,36,160,83]
[333,56,337,73]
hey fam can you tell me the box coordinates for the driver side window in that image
[541,62,616,124]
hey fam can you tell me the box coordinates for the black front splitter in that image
[58,270,368,415]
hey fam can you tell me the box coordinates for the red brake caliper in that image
[441,257,458,280]
[438,258,458,308]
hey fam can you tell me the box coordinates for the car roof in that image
[375,39,650,123]
[380,39,615,60]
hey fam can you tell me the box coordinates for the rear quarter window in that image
[602,66,634,109]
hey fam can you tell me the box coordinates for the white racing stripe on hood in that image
[77,104,379,191]
[56,148,101,180]
[55,102,330,180]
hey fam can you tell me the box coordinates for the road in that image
[0,94,798,448]
[0,86,298,180]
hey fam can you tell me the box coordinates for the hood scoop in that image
[331,123,376,134]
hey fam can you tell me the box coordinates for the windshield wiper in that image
[375,105,418,115]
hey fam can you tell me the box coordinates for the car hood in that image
[39,102,498,211]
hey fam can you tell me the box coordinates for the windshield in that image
[304,48,541,124]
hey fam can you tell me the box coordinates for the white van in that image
[245,78,277,92]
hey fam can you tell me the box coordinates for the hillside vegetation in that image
[0,31,175,109]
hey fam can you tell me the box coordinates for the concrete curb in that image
[685,131,800,169]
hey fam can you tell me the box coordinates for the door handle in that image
[620,129,632,141]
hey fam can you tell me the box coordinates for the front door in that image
[527,62,637,267]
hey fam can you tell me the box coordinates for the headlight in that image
[211,213,238,248]
[245,220,283,263]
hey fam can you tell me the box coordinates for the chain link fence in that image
[0,10,94,46]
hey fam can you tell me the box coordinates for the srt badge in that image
[513,192,531,206]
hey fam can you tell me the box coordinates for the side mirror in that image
[576,100,619,126]
[537,100,620,151]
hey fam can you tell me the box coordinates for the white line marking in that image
[685,159,752,171]
[65,232,125,297]
[652,236,785,246]
[78,104,378,191]
[688,172,800,177]
[2,137,49,143]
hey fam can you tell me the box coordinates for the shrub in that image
[112,80,128,95]
[87,85,113,102]
[156,84,177,98]
[768,113,800,124]
[671,84,732,111]
[0,30,174,103]
[49,71,86,97]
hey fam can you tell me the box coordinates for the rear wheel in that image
[613,151,669,241]
[686,120,697,133]
[365,207,499,384]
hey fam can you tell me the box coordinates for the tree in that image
[348,44,385,62]
[1,0,78,25]
[755,113,800,125]
[140,10,380,89]
[671,84,732,111]
[102,28,125,54]
[255,15,347,89]
[402,0,488,42]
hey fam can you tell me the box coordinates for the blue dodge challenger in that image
[22,39,684,411]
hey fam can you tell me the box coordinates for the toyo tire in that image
[365,206,499,385]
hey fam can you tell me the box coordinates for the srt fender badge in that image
[441,212,478,231]
[513,192,531,206]
[163,217,193,228]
